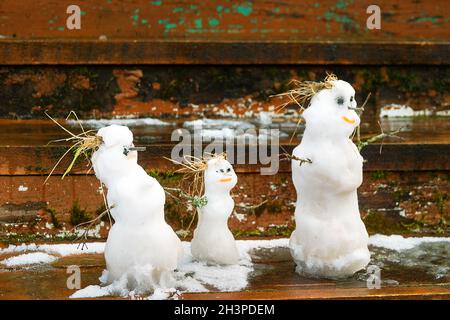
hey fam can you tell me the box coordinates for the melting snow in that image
[368,234,450,251]
[380,104,434,118]
[66,118,171,127]
[2,236,449,298]
[183,118,255,130]
[1,252,57,266]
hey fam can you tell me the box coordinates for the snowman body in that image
[191,158,240,265]
[289,80,370,278]
[92,125,182,291]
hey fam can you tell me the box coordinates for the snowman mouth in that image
[342,116,356,124]
[219,177,232,183]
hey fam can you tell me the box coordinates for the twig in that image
[357,123,405,153]
[279,145,312,166]
[72,204,115,250]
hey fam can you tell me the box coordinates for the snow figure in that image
[92,125,182,292]
[174,154,239,265]
[287,74,370,278]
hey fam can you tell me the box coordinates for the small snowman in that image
[287,74,370,278]
[175,154,240,265]
[92,125,182,292]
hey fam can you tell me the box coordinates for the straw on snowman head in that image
[166,152,227,197]
[273,73,338,112]
[45,111,103,183]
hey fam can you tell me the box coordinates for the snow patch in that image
[369,234,450,251]
[380,104,439,118]
[183,118,255,130]
[0,242,105,256]
[18,185,28,192]
[1,252,57,266]
[66,118,171,128]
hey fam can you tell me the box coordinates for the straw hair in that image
[45,111,103,183]
[273,73,338,112]
[165,152,227,197]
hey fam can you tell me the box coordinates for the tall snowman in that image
[188,155,240,265]
[289,75,370,278]
[92,125,182,292]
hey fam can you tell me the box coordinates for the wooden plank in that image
[0,144,448,176]
[0,0,448,42]
[182,285,450,300]
[0,40,448,65]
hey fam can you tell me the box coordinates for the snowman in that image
[288,75,370,278]
[92,125,183,292]
[189,155,240,265]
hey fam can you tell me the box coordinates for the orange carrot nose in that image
[219,177,232,183]
[342,116,356,124]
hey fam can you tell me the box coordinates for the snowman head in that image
[204,157,237,194]
[302,78,360,138]
[92,125,137,185]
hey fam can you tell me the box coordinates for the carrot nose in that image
[219,177,232,183]
[342,116,356,124]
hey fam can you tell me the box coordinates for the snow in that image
[0,242,105,256]
[3,235,448,298]
[68,239,290,299]
[70,285,111,299]
[380,104,433,117]
[183,118,255,130]
[258,112,273,125]
[368,234,450,251]
[1,252,57,267]
[66,118,171,128]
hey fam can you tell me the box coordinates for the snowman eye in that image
[350,96,354,102]
[336,97,345,105]
[226,168,231,173]
[220,169,224,173]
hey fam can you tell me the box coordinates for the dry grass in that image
[45,111,102,183]
[165,152,227,197]
[272,73,338,112]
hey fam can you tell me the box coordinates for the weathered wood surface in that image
[1,250,449,300]
[0,40,449,65]
[0,0,449,64]
[182,286,450,300]
[0,144,448,176]
[0,0,448,41]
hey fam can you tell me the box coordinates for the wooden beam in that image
[0,40,448,65]
[0,144,448,176]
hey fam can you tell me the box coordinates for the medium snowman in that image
[289,76,371,278]
[190,155,240,265]
[92,125,182,292]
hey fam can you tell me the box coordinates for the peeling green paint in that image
[194,18,202,28]
[234,2,253,16]
[57,27,65,31]
[166,23,177,29]
[411,16,441,24]
[208,18,220,27]
[335,0,349,9]
[151,0,162,5]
